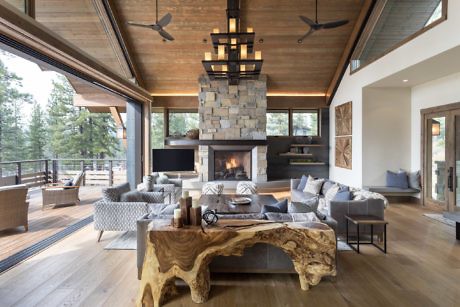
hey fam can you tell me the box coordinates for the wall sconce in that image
[432,119,441,136]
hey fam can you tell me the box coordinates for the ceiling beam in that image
[325,0,376,105]
[92,0,146,88]
[0,0,152,104]
[110,106,124,127]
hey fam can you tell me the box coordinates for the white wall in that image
[411,72,460,171]
[362,88,411,186]
[330,0,460,187]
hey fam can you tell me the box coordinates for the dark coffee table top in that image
[198,194,278,214]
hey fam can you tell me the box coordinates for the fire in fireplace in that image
[214,150,251,181]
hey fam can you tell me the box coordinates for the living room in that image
[0,0,459,306]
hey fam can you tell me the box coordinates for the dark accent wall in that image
[267,108,329,180]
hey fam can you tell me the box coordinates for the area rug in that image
[423,213,456,227]
[104,231,137,250]
[104,231,353,251]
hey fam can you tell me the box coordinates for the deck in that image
[0,186,100,262]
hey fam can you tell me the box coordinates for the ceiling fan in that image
[298,0,349,43]
[127,0,174,41]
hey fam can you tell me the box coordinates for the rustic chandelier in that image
[202,0,263,85]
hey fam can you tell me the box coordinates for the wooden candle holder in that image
[172,217,183,228]
[190,206,202,226]
[180,197,193,225]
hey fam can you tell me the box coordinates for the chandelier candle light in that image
[202,0,263,85]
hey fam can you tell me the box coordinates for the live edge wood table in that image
[345,215,388,254]
[137,219,337,307]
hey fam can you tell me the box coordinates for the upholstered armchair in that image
[41,172,84,210]
[137,175,182,204]
[0,184,29,231]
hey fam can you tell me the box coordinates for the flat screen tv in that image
[152,149,195,172]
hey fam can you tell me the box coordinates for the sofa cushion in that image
[334,190,352,201]
[296,175,308,191]
[321,180,336,196]
[408,170,421,190]
[386,170,408,189]
[288,198,318,213]
[102,182,131,202]
[261,198,288,214]
[265,212,319,222]
[303,175,325,195]
[120,191,144,202]
[291,189,317,202]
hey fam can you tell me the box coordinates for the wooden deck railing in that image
[0,159,126,188]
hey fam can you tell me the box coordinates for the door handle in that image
[448,166,454,192]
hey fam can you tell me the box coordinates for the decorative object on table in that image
[137,219,336,306]
[190,202,202,226]
[172,209,183,228]
[201,182,224,195]
[229,197,252,205]
[302,147,310,154]
[201,0,263,85]
[185,128,199,139]
[236,181,257,195]
[179,191,192,225]
[202,209,219,225]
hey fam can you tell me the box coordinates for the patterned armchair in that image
[137,175,182,204]
[94,182,173,242]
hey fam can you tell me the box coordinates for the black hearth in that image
[214,150,251,181]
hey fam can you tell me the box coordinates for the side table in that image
[345,215,388,254]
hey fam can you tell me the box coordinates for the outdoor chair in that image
[41,171,85,210]
[0,184,29,231]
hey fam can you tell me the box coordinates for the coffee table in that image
[443,212,460,240]
[198,194,278,214]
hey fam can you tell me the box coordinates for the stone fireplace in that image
[197,75,268,182]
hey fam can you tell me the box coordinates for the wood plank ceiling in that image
[8,0,367,104]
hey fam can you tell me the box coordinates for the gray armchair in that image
[137,175,182,204]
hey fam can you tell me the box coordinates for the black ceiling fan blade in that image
[157,13,172,27]
[158,29,174,41]
[299,15,317,27]
[127,22,153,29]
[298,28,315,43]
[322,19,349,29]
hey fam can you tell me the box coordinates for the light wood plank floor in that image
[0,200,459,306]
[0,187,100,261]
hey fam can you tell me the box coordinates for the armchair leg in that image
[97,230,104,242]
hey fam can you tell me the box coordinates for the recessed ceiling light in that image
[403,79,409,82]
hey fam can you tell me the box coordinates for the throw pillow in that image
[303,175,325,195]
[290,212,320,222]
[265,212,293,222]
[261,198,288,214]
[325,183,340,202]
[333,190,352,201]
[102,182,131,202]
[386,170,408,189]
[63,180,73,190]
[321,180,336,196]
[142,175,154,192]
[156,174,169,184]
[296,175,308,191]
[288,197,318,213]
[408,170,421,190]
[120,191,144,202]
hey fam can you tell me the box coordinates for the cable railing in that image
[0,159,127,188]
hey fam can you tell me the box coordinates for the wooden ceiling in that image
[6,0,369,104]
[113,0,366,95]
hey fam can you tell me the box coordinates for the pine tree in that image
[0,58,33,163]
[27,103,48,159]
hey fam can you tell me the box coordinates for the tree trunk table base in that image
[137,219,336,307]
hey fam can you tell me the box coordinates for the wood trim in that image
[350,0,449,75]
[142,102,152,176]
[421,101,460,115]
[99,0,146,88]
[0,0,152,104]
[109,107,124,127]
[24,0,35,18]
[325,0,375,105]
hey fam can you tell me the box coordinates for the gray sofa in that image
[290,178,386,236]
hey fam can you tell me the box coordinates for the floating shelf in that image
[279,153,314,157]
[290,144,327,147]
[289,162,327,166]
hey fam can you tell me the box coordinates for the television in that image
[152,149,195,172]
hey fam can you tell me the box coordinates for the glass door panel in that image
[427,116,446,204]
[455,116,460,210]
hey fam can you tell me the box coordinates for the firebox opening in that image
[214,150,251,181]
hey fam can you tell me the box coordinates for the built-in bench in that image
[364,186,420,204]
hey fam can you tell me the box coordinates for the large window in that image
[151,109,164,149]
[168,110,199,137]
[266,110,289,136]
[292,110,319,136]
[351,0,446,71]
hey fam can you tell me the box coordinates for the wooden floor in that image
[0,187,100,261]
[0,199,459,306]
